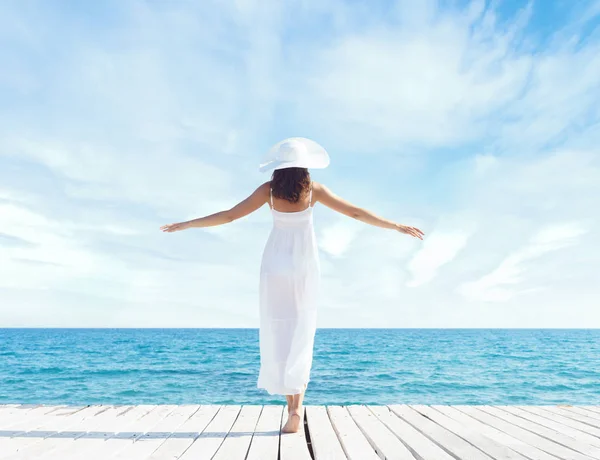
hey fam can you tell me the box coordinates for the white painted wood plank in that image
[36,405,169,460]
[434,406,557,460]
[369,406,454,460]
[564,406,600,421]
[521,406,600,439]
[304,405,345,460]
[347,405,415,460]
[0,406,66,431]
[26,406,117,460]
[35,406,133,460]
[146,405,221,460]
[481,406,600,459]
[0,405,52,427]
[2,406,109,460]
[74,405,164,460]
[456,406,592,460]
[0,406,82,444]
[539,406,600,428]
[37,406,146,460]
[0,406,110,459]
[437,406,560,460]
[0,406,22,419]
[104,405,180,460]
[178,405,241,460]
[327,406,379,460]
[246,405,283,460]
[501,406,600,449]
[581,406,600,415]
[280,406,312,460]
[106,405,198,460]
[411,405,526,460]
[390,405,492,460]
[211,405,262,460]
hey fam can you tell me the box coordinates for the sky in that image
[0,0,599,328]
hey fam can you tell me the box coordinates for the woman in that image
[160,138,424,433]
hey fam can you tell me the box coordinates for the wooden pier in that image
[1,404,600,459]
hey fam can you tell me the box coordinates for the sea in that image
[1,328,599,406]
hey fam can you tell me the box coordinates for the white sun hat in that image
[259,137,330,172]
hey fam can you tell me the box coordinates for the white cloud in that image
[319,220,362,257]
[458,222,589,302]
[407,228,473,287]
[1,0,600,327]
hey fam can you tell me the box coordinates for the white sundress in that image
[257,184,320,396]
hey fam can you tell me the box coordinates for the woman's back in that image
[259,179,319,396]
[270,193,313,213]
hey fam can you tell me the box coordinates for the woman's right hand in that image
[396,224,424,240]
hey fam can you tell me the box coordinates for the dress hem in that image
[257,379,309,396]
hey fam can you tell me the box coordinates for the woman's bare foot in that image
[282,410,303,433]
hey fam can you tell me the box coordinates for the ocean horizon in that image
[1,328,599,406]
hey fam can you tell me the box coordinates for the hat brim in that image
[259,137,330,173]
[259,157,330,173]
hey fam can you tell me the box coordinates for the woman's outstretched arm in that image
[160,182,270,233]
[314,182,424,240]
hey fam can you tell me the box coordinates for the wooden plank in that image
[80,405,167,460]
[581,406,600,415]
[0,406,114,459]
[347,405,415,460]
[37,406,147,460]
[178,405,241,460]
[34,406,132,460]
[51,406,151,458]
[457,406,593,460]
[480,406,600,460]
[304,406,345,460]
[108,405,197,460]
[146,405,221,460]
[212,405,262,460]
[0,406,67,432]
[280,406,312,460]
[486,406,600,457]
[0,405,82,450]
[369,406,454,460]
[0,406,21,419]
[501,406,600,449]
[98,404,199,460]
[433,406,557,460]
[0,405,53,428]
[564,406,600,421]
[327,406,379,460]
[2,406,109,460]
[246,405,283,460]
[24,406,116,459]
[411,405,526,460]
[390,405,492,460]
[521,406,600,439]
[538,406,600,428]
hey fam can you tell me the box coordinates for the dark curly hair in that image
[271,168,311,203]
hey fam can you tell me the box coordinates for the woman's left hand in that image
[396,224,424,240]
[160,222,190,232]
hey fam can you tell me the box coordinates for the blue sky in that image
[1,0,599,327]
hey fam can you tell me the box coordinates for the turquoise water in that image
[1,328,599,405]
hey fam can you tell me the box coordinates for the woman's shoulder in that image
[311,181,329,194]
